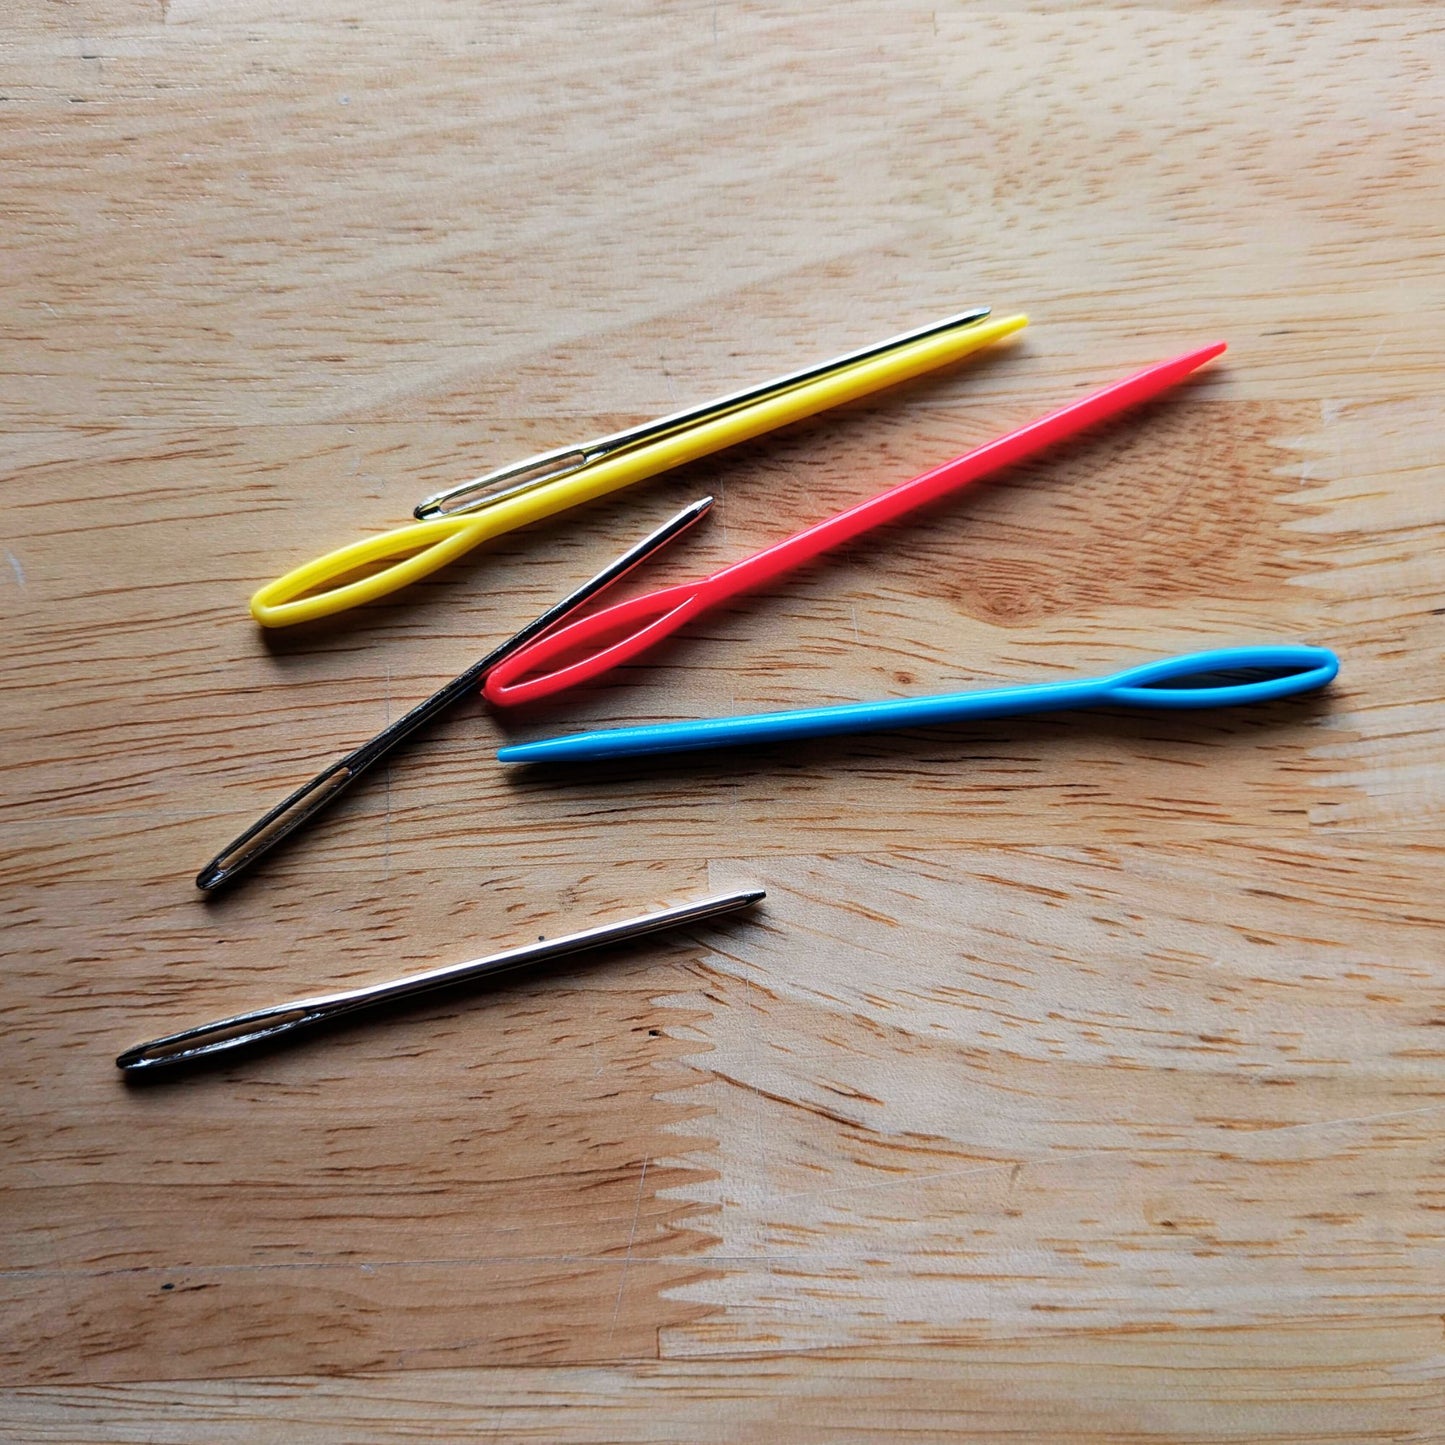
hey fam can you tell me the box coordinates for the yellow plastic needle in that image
[249,310,1027,626]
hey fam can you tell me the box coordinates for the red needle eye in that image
[483,582,708,708]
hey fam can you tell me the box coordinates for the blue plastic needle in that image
[496,645,1339,765]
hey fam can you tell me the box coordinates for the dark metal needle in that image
[195,497,714,892]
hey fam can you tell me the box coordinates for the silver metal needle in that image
[118,887,764,1076]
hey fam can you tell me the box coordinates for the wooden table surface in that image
[3,1,1442,1440]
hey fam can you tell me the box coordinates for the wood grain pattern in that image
[2,0,1442,1439]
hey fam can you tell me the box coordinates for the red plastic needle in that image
[483,341,1227,709]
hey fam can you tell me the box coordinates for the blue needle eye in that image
[1099,646,1341,709]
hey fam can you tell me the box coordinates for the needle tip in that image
[715,885,766,904]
